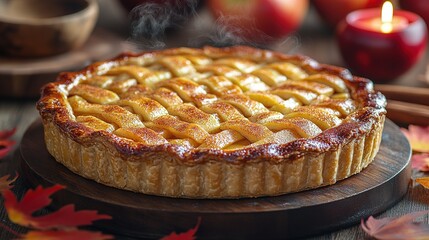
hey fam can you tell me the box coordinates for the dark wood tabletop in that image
[1,1,429,239]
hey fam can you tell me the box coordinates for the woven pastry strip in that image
[65,50,360,149]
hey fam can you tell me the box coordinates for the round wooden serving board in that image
[20,119,411,239]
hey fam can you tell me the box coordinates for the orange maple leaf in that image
[21,229,113,240]
[401,125,429,153]
[3,184,111,230]
[416,176,429,189]
[0,128,16,159]
[361,211,429,239]
[161,217,201,240]
[0,174,18,192]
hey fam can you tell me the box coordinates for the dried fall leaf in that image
[0,128,16,159]
[0,128,16,139]
[416,176,429,189]
[0,174,18,192]
[161,217,201,240]
[3,184,111,230]
[4,184,64,228]
[0,140,15,158]
[361,211,429,240]
[25,204,112,230]
[21,229,113,240]
[412,153,429,172]
[401,125,429,153]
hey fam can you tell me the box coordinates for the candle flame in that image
[381,1,393,33]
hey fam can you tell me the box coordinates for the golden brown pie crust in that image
[37,46,386,198]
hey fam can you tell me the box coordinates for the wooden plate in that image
[20,119,411,239]
[0,29,134,98]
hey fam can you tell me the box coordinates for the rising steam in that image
[188,13,274,48]
[188,12,301,53]
[128,0,199,50]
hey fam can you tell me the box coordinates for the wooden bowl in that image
[0,0,98,58]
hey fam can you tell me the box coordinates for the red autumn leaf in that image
[0,174,18,192]
[361,211,429,239]
[412,153,429,172]
[24,204,112,230]
[0,140,15,158]
[0,128,16,139]
[161,217,201,240]
[21,229,113,240]
[4,184,111,230]
[401,125,429,153]
[0,128,16,159]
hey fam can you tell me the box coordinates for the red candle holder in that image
[336,8,427,82]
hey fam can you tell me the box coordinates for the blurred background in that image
[1,0,429,116]
[1,0,428,99]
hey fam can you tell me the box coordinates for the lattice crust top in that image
[38,46,386,163]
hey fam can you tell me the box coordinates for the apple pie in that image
[37,46,386,198]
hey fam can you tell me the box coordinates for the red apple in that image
[207,0,309,43]
[313,0,384,27]
[400,0,429,30]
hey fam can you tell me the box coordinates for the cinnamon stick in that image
[385,100,429,125]
[375,84,429,106]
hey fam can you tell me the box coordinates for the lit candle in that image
[336,1,427,82]
[354,1,408,33]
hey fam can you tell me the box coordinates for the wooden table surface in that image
[1,1,429,239]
